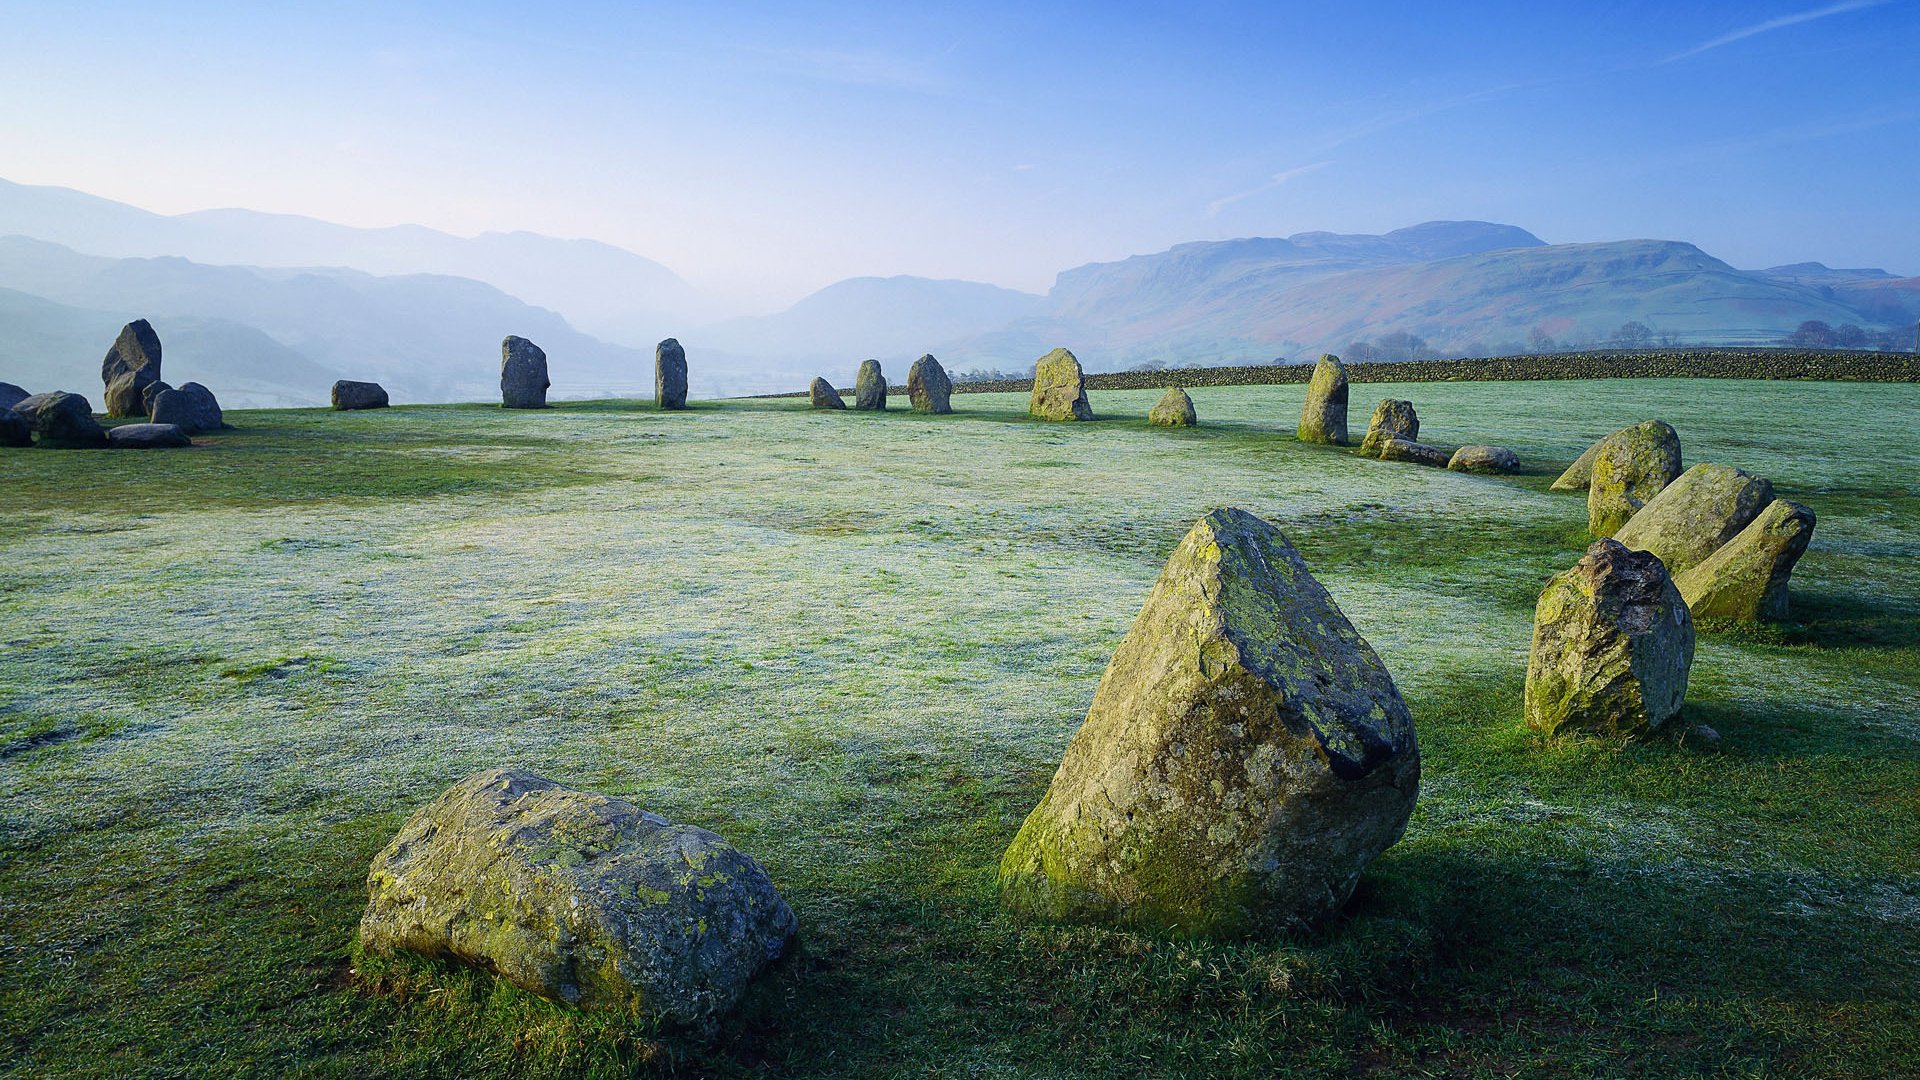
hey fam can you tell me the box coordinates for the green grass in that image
[2,380,1917,1077]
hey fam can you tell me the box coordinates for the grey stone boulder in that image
[11,392,61,423]
[1673,499,1816,621]
[1375,436,1450,467]
[140,380,175,417]
[149,382,225,434]
[332,380,390,410]
[107,422,191,448]
[1148,386,1196,427]
[1588,420,1682,537]
[25,391,107,448]
[808,377,846,410]
[1550,436,1608,491]
[0,382,27,412]
[101,319,163,418]
[1613,463,1774,576]
[1296,354,1349,444]
[1448,445,1520,474]
[501,336,550,408]
[907,354,951,414]
[1359,399,1419,455]
[853,359,886,410]
[1029,348,1092,421]
[999,508,1420,937]
[360,768,796,1027]
[1525,539,1694,739]
[0,408,29,448]
[656,338,688,410]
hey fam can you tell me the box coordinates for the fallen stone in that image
[27,391,107,448]
[360,768,796,1027]
[1148,386,1196,427]
[0,408,29,448]
[808,377,846,410]
[1375,436,1450,467]
[907,354,951,414]
[1296,354,1349,444]
[501,336,550,408]
[998,508,1420,937]
[332,380,390,410]
[107,422,191,448]
[149,382,225,434]
[1524,539,1694,739]
[1588,420,1682,537]
[1359,399,1419,455]
[1613,463,1774,576]
[853,359,886,410]
[1672,499,1815,621]
[656,338,688,410]
[1029,348,1092,421]
[0,382,26,412]
[1448,445,1520,474]
[100,319,163,418]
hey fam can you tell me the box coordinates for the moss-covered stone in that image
[853,359,886,410]
[28,391,107,449]
[1296,354,1349,444]
[1359,399,1418,455]
[359,768,796,1027]
[1148,387,1197,427]
[808,377,846,410]
[1448,445,1519,474]
[501,337,550,409]
[1524,539,1694,739]
[1551,433,1610,491]
[1029,348,1093,421]
[100,320,162,419]
[998,508,1419,938]
[1587,420,1682,537]
[1613,463,1773,576]
[907,354,952,414]
[1673,499,1815,621]
[1374,436,1449,467]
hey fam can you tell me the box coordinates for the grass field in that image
[2,379,1917,1078]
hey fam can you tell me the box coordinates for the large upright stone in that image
[1029,348,1092,421]
[907,354,951,414]
[1148,386,1197,427]
[501,337,550,408]
[1555,422,1675,493]
[1296,354,1349,444]
[1588,420,1682,537]
[1613,463,1774,576]
[101,319,163,418]
[998,508,1420,937]
[149,382,226,434]
[1359,399,1419,455]
[360,768,796,1027]
[853,360,886,410]
[0,382,27,412]
[1524,539,1694,739]
[808,377,846,410]
[332,380,390,410]
[27,391,107,448]
[1673,500,1816,621]
[655,338,688,410]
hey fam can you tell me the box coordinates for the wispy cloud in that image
[1206,161,1333,216]
[1665,0,1891,62]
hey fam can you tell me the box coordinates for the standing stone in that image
[1148,387,1197,427]
[148,382,226,434]
[853,360,886,410]
[106,422,191,448]
[0,408,29,448]
[1359,399,1419,455]
[1588,420,1682,537]
[999,508,1420,937]
[907,354,951,414]
[1448,445,1520,474]
[0,382,27,412]
[808,377,846,410]
[1524,539,1694,739]
[1555,422,1675,493]
[1613,463,1774,576]
[655,338,688,410]
[1673,500,1816,621]
[332,380,390,410]
[27,391,107,448]
[1029,348,1092,421]
[360,768,796,1027]
[101,319,163,418]
[140,380,174,417]
[1296,354,1349,444]
[501,336,550,409]
[1375,436,1450,467]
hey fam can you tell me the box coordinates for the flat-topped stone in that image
[332,380,390,410]
[107,422,191,448]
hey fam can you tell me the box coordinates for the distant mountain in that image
[1755,262,1898,284]
[0,178,710,348]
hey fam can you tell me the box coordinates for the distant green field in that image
[3,380,1917,1078]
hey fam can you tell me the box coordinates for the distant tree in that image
[1345,340,1381,363]
[1527,326,1559,354]
[1374,331,1436,362]
[1656,329,1681,347]
[1128,359,1167,372]
[1832,323,1868,349]
[1784,320,1835,348]
[1610,321,1655,348]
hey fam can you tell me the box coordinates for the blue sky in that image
[2,1,1915,309]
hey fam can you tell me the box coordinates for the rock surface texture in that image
[808,377,846,410]
[1551,435,1612,492]
[1148,387,1197,427]
[1448,445,1520,474]
[0,408,29,447]
[853,360,886,410]
[140,380,174,416]
[1029,348,1093,421]
[1359,399,1419,455]
[107,422,191,448]
[998,508,1420,937]
[1296,354,1349,445]
[27,391,106,448]
[501,337,550,409]
[360,768,796,1027]
[1673,500,1815,621]
[907,354,951,414]
[1525,539,1695,739]
[1613,463,1774,576]
[148,382,225,434]
[101,319,163,418]
[332,380,390,410]
[1375,436,1450,467]
[1587,420,1682,537]
[656,338,688,410]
